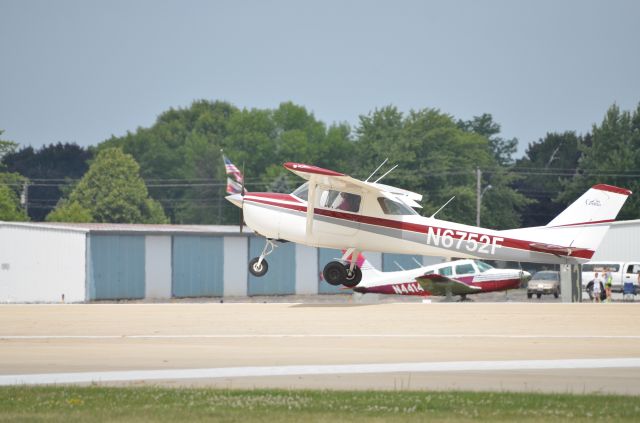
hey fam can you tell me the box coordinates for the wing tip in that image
[284,162,345,177]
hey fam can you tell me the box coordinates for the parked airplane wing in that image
[415,274,482,296]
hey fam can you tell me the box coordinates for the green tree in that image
[0,183,29,221]
[0,130,18,170]
[458,114,518,166]
[0,172,29,221]
[559,103,640,220]
[354,106,528,228]
[46,201,92,223]
[513,131,583,226]
[98,100,354,224]
[47,148,168,223]
[2,143,92,221]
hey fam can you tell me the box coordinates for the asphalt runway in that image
[1,301,640,394]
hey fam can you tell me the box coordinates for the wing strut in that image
[306,178,317,237]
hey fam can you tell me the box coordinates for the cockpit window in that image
[438,266,452,276]
[377,197,418,215]
[291,182,309,201]
[455,263,475,275]
[321,190,361,213]
[475,261,494,273]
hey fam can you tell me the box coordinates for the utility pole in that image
[20,181,29,216]
[476,167,492,227]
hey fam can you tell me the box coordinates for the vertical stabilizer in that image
[546,184,631,227]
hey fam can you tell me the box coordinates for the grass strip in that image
[1,386,639,422]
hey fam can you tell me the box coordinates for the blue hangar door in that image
[248,237,295,295]
[89,235,145,300]
[172,236,224,297]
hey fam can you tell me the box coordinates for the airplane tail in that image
[545,184,631,227]
[502,184,631,261]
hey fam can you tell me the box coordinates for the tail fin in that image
[546,184,631,227]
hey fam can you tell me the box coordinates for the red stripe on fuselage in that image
[244,194,594,259]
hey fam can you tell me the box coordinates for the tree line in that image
[1,100,639,227]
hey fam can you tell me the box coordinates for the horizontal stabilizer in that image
[529,243,592,258]
[416,274,481,296]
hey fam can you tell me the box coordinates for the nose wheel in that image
[248,239,278,277]
[249,257,269,277]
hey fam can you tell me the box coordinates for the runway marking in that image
[2,334,640,340]
[1,358,640,386]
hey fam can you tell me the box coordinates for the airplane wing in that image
[284,162,422,204]
[284,162,423,237]
[415,274,482,296]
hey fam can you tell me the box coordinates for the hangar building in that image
[0,222,435,303]
[1,220,638,303]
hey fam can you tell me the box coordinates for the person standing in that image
[604,268,613,302]
[592,272,603,303]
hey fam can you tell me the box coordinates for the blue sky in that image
[1,0,639,156]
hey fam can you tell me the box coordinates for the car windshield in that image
[474,261,494,273]
[532,271,558,281]
[291,182,309,201]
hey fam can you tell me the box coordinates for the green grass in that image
[1,386,639,422]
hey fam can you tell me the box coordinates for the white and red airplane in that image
[227,162,631,287]
[344,253,530,301]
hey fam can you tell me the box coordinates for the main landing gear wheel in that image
[342,265,362,288]
[323,261,347,286]
[249,257,268,277]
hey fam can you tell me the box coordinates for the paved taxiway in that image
[1,302,639,394]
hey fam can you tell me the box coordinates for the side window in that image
[455,263,475,275]
[377,197,417,215]
[321,190,361,213]
[291,182,309,201]
[438,266,452,276]
[628,264,640,274]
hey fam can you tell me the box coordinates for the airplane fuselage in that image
[236,191,594,265]
[352,260,523,297]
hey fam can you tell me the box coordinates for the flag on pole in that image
[223,155,243,183]
[222,154,244,194]
[226,177,243,195]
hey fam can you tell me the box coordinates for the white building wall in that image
[592,220,640,261]
[145,236,172,299]
[295,245,319,294]
[223,236,248,296]
[0,224,87,303]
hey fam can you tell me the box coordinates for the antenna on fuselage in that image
[364,158,388,182]
[394,261,406,271]
[374,164,398,183]
[429,196,456,219]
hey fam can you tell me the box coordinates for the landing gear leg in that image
[248,239,278,277]
[341,248,362,288]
